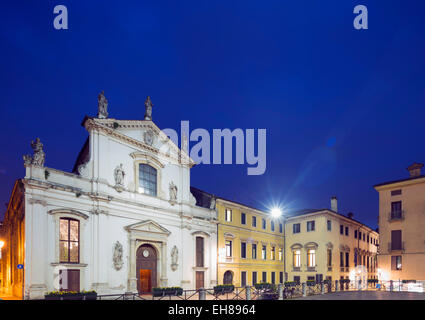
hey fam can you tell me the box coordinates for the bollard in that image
[390,280,394,292]
[199,288,206,300]
[335,280,339,292]
[358,280,362,291]
[246,285,251,300]
[321,282,325,295]
[302,282,306,297]
[124,292,133,300]
[278,284,283,300]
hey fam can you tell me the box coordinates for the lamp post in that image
[270,208,286,283]
[0,240,4,259]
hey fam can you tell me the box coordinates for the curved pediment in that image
[290,243,303,250]
[326,242,334,249]
[48,208,89,220]
[304,242,319,249]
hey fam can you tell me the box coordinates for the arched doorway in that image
[223,270,233,285]
[136,244,157,293]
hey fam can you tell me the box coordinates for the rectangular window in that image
[327,220,332,231]
[327,249,332,267]
[367,235,369,243]
[139,164,157,196]
[262,245,267,260]
[271,247,276,260]
[252,272,258,285]
[345,227,349,236]
[363,233,365,241]
[252,244,257,259]
[294,276,300,284]
[293,223,301,234]
[196,237,204,267]
[340,225,344,235]
[293,250,301,267]
[225,209,232,222]
[307,249,316,267]
[307,221,315,232]
[225,240,232,257]
[279,272,283,284]
[278,248,283,261]
[271,272,276,284]
[241,242,247,259]
[391,201,402,219]
[391,189,402,196]
[262,218,266,230]
[359,231,362,240]
[241,213,246,225]
[241,271,247,286]
[391,256,402,270]
[59,218,80,263]
[354,252,357,267]
[354,230,357,239]
[391,230,402,250]
[252,216,257,227]
[279,223,283,233]
[345,252,349,267]
[271,221,275,232]
[340,252,344,267]
[262,272,267,283]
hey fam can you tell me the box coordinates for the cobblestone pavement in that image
[294,291,425,300]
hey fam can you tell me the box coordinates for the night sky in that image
[1,1,425,229]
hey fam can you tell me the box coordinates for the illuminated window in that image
[225,240,232,257]
[293,250,301,267]
[278,248,283,261]
[391,256,402,270]
[59,218,80,263]
[307,249,316,267]
[271,247,276,260]
[139,164,157,196]
[225,209,232,222]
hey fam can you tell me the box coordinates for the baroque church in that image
[0,92,218,299]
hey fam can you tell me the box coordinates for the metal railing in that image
[388,210,405,222]
[388,241,405,252]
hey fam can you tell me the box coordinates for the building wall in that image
[216,200,284,287]
[376,177,425,280]
[285,211,378,284]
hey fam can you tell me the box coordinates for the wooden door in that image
[136,245,157,293]
[196,271,204,290]
[59,269,80,292]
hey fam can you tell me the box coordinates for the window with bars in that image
[59,218,80,263]
[139,164,157,196]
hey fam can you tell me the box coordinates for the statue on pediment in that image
[98,90,109,119]
[144,96,153,120]
[23,138,45,167]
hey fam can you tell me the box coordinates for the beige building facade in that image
[285,198,378,285]
[375,163,425,281]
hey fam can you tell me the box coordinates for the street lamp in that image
[271,207,282,218]
[0,240,4,259]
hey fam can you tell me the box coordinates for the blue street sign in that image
[17,264,23,269]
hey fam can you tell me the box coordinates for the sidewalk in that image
[0,294,20,300]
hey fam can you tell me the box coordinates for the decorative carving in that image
[98,91,109,119]
[78,162,89,178]
[143,129,155,146]
[144,96,153,121]
[23,138,45,167]
[169,181,178,204]
[114,164,125,192]
[113,241,124,270]
[171,245,178,271]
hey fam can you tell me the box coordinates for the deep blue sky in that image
[1,1,425,228]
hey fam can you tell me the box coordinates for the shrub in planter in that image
[284,281,297,287]
[165,287,183,296]
[213,285,235,295]
[153,288,165,297]
[306,280,316,286]
[45,291,85,300]
[82,290,98,300]
[254,283,276,291]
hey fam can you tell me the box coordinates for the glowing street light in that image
[0,240,4,259]
[271,207,282,218]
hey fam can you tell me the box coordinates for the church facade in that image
[0,93,218,299]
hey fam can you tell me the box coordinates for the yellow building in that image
[285,197,378,285]
[374,163,425,281]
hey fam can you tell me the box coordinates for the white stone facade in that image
[18,116,218,299]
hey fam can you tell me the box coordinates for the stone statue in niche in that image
[98,90,109,119]
[171,245,178,271]
[113,241,124,271]
[114,163,125,192]
[169,181,178,204]
[144,96,153,121]
[23,138,45,167]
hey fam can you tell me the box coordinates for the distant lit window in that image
[59,218,80,263]
[271,247,276,260]
[307,249,316,267]
[327,249,332,267]
[139,164,157,196]
[293,250,301,267]
[278,248,283,261]
[391,256,402,270]
[225,209,232,222]
[225,240,232,257]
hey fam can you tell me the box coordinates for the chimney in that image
[331,196,338,212]
[407,163,424,178]
[348,212,354,219]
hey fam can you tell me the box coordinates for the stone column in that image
[160,242,168,287]
[321,282,325,295]
[278,284,283,300]
[128,238,137,292]
[245,286,251,300]
[302,283,306,297]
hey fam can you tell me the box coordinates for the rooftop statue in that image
[144,96,153,120]
[23,138,45,167]
[98,90,109,119]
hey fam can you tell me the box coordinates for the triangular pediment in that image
[125,219,171,235]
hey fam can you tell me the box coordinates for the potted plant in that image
[153,287,165,297]
[284,281,297,287]
[45,291,85,300]
[82,290,98,300]
[306,280,316,287]
[213,284,235,295]
[165,287,183,296]
[254,283,275,291]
